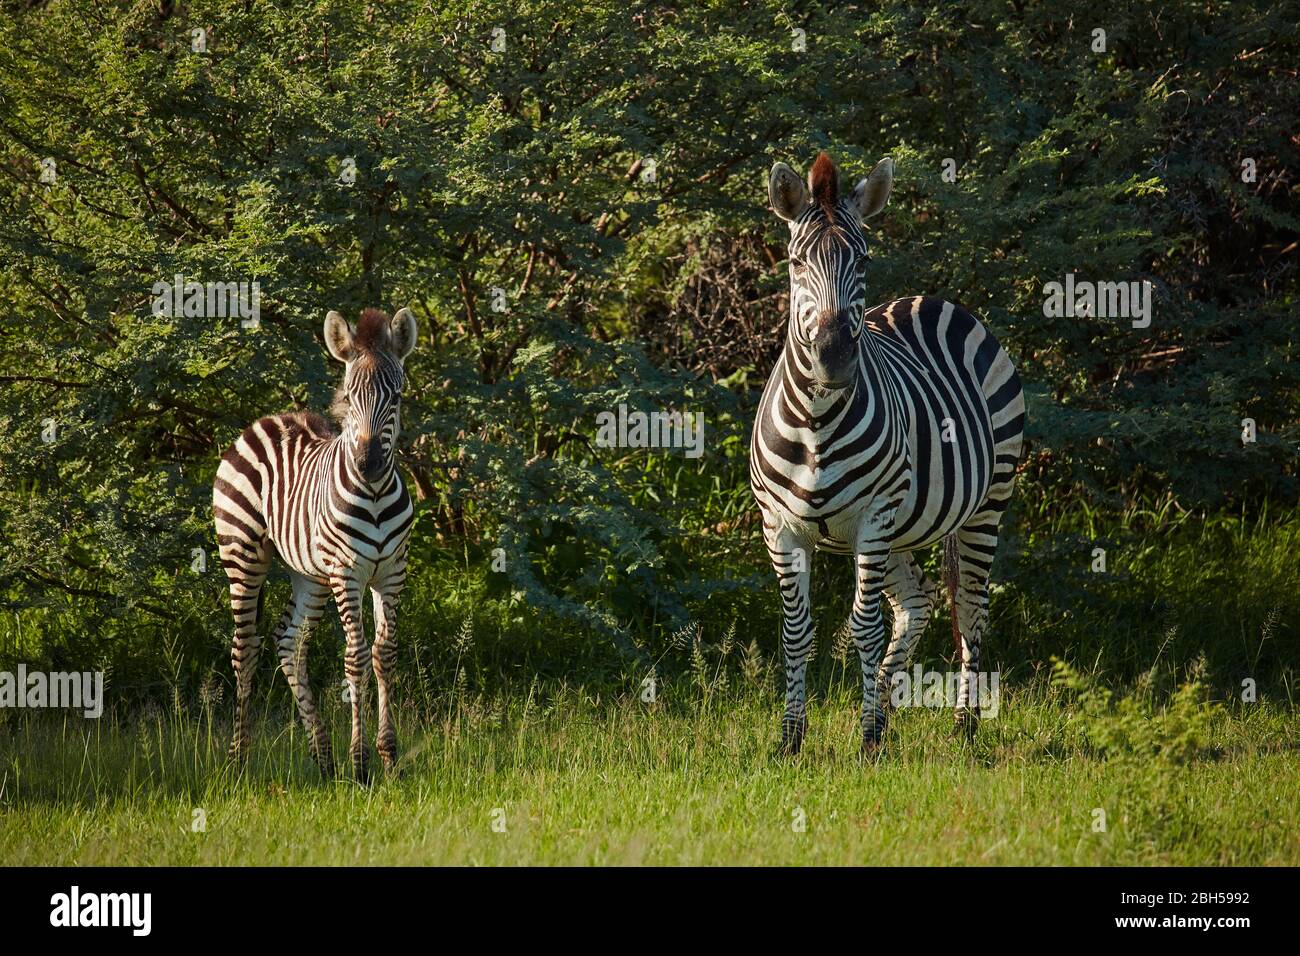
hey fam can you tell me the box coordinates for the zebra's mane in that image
[809,152,839,222]
[806,152,854,241]
[289,410,337,439]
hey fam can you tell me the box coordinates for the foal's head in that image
[324,307,418,485]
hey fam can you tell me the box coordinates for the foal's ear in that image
[852,157,894,219]
[324,310,355,363]
[390,308,418,361]
[769,162,810,222]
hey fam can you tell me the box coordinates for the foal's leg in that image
[220,533,271,764]
[275,572,334,777]
[330,576,372,784]
[370,570,404,773]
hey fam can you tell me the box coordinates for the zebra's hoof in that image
[351,747,371,786]
[954,709,980,743]
[377,736,398,773]
[777,715,807,757]
[860,706,888,759]
[314,750,336,780]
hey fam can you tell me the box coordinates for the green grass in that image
[2,678,1296,866]
[3,503,1296,865]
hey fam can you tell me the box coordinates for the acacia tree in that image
[632,1,1299,508]
[1,0,1295,681]
[0,1,877,663]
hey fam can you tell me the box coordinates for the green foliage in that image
[628,1,1300,506]
[2,685,1297,864]
[3,0,852,648]
[0,0,1296,684]
[1051,656,1222,764]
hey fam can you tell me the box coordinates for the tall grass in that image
[2,502,1296,714]
[1,666,1295,865]
[1,499,1295,864]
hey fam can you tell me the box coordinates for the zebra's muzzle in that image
[810,310,856,388]
[356,434,387,483]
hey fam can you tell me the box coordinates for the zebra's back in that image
[213,411,339,582]
[868,295,1024,551]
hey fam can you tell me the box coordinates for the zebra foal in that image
[213,307,417,782]
[751,153,1025,756]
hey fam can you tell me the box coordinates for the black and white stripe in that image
[752,154,1025,754]
[213,307,417,781]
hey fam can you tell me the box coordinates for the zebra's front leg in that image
[850,539,891,756]
[370,584,401,773]
[331,578,372,784]
[767,526,814,755]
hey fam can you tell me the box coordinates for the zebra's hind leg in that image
[331,577,372,784]
[275,573,334,779]
[219,535,271,765]
[875,553,939,741]
[765,524,814,756]
[370,577,403,773]
[952,515,1005,743]
[850,539,892,757]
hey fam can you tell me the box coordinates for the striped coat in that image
[213,307,417,781]
[752,153,1024,755]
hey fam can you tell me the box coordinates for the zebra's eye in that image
[790,256,806,271]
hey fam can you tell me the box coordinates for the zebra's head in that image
[769,152,894,389]
[324,307,418,485]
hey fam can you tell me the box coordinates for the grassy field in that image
[2,677,1296,866]
[3,506,1296,866]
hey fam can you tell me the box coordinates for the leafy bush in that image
[1051,656,1222,764]
[0,0,1295,686]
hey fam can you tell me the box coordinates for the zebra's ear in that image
[852,157,894,219]
[390,308,418,360]
[769,162,809,222]
[324,310,355,363]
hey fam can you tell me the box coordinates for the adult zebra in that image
[751,153,1024,756]
[213,307,417,782]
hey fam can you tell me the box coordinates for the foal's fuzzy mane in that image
[354,308,392,351]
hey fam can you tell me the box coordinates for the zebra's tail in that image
[943,534,961,660]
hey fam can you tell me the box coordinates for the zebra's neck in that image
[781,327,892,427]
[336,419,397,499]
